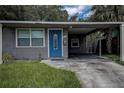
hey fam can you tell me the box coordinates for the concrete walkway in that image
[41,56,124,88]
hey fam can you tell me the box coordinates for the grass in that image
[0,60,81,88]
[103,54,124,65]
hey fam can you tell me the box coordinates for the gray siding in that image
[63,28,68,58]
[2,27,68,60]
[2,27,48,60]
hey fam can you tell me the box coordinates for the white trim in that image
[120,24,124,61]
[47,29,49,58]
[62,29,63,57]
[71,38,80,48]
[29,28,32,47]
[47,28,63,58]
[16,28,17,47]
[16,28,45,48]
[0,24,2,64]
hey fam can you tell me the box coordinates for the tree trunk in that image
[106,28,112,54]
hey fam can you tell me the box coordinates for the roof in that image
[1,21,122,34]
[0,21,124,25]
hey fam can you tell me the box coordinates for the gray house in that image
[0,21,124,63]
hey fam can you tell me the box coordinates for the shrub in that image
[2,53,14,64]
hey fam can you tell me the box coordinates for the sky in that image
[63,5,92,20]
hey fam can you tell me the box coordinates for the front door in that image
[49,29,62,58]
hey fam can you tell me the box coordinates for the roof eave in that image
[0,21,124,25]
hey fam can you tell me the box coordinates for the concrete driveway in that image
[41,55,124,88]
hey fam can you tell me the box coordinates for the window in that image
[53,33,58,49]
[71,38,79,48]
[31,29,44,46]
[17,29,30,46]
[16,28,45,47]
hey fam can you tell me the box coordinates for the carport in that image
[67,22,123,60]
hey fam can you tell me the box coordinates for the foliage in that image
[104,28,112,54]
[88,5,123,53]
[89,5,124,22]
[0,61,81,88]
[104,54,124,65]
[2,53,14,64]
[0,5,68,21]
[69,13,78,22]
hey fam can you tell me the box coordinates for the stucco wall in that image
[2,27,68,60]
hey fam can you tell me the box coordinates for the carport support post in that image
[120,24,124,61]
[0,24,2,64]
[98,33,102,57]
[99,39,102,56]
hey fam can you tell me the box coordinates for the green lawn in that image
[103,54,124,65]
[0,60,81,88]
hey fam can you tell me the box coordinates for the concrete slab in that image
[41,56,124,88]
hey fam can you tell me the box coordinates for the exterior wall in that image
[63,28,68,58]
[2,27,48,60]
[2,27,69,60]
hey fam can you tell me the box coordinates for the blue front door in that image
[49,29,62,58]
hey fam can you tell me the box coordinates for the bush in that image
[2,53,14,64]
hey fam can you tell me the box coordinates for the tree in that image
[69,13,78,22]
[38,5,68,21]
[90,5,124,22]
[0,6,25,20]
[89,5,124,54]
[0,5,68,21]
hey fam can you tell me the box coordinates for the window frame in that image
[16,28,45,48]
[71,38,80,48]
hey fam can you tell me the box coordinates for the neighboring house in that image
[0,21,124,63]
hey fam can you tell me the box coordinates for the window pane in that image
[31,30,44,38]
[71,39,79,47]
[32,38,43,46]
[18,38,30,46]
[72,42,78,46]
[17,29,30,38]
[53,34,58,49]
